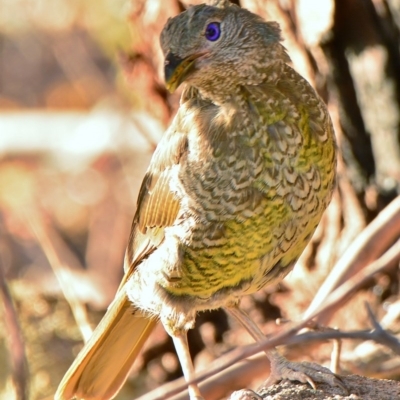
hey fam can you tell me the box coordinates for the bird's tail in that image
[55,289,157,400]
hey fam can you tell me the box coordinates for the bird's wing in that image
[119,117,188,289]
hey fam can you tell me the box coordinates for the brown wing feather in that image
[137,169,181,232]
[122,122,188,283]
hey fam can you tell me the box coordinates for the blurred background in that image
[1,1,400,399]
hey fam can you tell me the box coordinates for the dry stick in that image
[305,195,400,323]
[28,212,93,342]
[304,238,400,329]
[140,327,400,400]
[169,355,270,400]
[138,239,400,400]
[138,320,400,400]
[0,261,29,400]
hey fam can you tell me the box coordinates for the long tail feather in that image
[55,290,156,400]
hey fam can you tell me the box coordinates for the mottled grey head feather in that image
[160,2,290,94]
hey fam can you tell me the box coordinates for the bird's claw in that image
[266,358,348,395]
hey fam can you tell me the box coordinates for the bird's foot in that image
[265,352,348,394]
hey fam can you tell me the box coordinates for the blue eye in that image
[205,22,221,41]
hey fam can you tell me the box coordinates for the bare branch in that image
[28,212,94,342]
[0,259,29,400]
[305,195,400,322]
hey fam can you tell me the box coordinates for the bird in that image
[55,1,342,399]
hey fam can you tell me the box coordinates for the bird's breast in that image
[158,82,336,302]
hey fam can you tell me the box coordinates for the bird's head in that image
[160,0,289,94]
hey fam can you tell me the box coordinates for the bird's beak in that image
[164,52,203,93]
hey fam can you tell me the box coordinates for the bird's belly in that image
[160,194,324,304]
[126,193,326,329]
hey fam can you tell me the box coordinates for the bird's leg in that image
[172,332,204,400]
[225,304,347,393]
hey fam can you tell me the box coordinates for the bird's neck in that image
[188,60,287,107]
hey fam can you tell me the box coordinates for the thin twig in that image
[305,239,400,323]
[305,195,400,322]
[137,316,400,400]
[0,260,29,400]
[28,211,93,342]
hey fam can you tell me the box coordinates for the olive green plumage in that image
[55,1,336,399]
